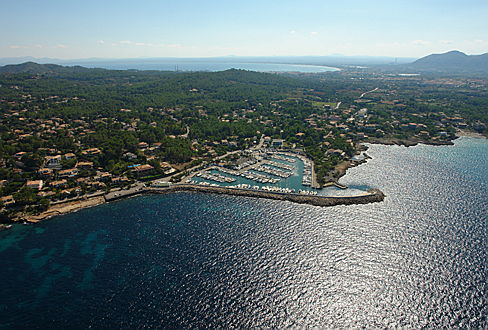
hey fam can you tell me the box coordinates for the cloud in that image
[56,44,68,48]
[135,42,155,46]
[439,40,453,45]
[97,40,105,44]
[9,45,23,49]
[112,40,182,48]
[117,40,155,46]
[310,31,319,36]
[289,30,296,34]
[411,40,431,46]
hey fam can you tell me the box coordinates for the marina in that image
[252,165,293,178]
[263,160,295,171]
[188,151,360,196]
[270,154,297,163]
[196,171,236,183]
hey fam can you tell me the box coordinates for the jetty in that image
[105,183,385,207]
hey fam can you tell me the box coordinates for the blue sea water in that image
[0,137,487,328]
[75,60,339,73]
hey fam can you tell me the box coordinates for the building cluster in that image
[0,99,180,210]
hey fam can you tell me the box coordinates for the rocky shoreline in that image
[14,132,487,226]
[366,137,454,147]
[326,131,487,188]
[147,185,386,207]
[12,184,385,224]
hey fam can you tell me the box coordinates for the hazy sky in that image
[1,0,487,59]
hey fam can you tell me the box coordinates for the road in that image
[359,87,379,99]
[252,134,265,150]
[179,125,190,138]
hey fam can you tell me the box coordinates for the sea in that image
[0,137,486,328]
[79,61,338,73]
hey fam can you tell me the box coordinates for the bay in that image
[0,137,486,328]
[67,60,339,72]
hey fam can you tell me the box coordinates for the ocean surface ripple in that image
[0,137,487,328]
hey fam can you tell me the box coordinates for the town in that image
[0,65,486,222]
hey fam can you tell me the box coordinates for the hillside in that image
[0,61,94,75]
[410,51,488,73]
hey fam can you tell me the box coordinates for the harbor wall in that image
[106,184,385,207]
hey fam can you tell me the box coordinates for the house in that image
[112,176,130,185]
[26,180,43,190]
[38,168,54,177]
[131,164,155,176]
[86,181,106,189]
[14,152,27,160]
[75,161,94,170]
[58,168,79,178]
[123,152,138,160]
[76,177,89,184]
[326,149,346,157]
[160,162,176,175]
[37,191,56,198]
[138,142,149,149]
[50,179,68,188]
[94,172,112,182]
[358,108,368,118]
[64,153,76,160]
[60,187,82,196]
[0,195,15,207]
[364,124,377,132]
[82,148,101,156]
[45,155,62,168]
[406,123,417,129]
[271,139,284,148]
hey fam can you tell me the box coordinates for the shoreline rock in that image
[147,185,386,208]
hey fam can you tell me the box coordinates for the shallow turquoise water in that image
[0,137,486,328]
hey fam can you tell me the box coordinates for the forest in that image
[0,64,486,213]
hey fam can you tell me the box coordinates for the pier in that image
[105,183,385,207]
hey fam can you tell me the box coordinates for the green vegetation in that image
[0,63,487,219]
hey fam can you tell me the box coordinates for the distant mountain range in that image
[1,51,487,75]
[408,50,488,73]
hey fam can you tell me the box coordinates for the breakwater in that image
[106,184,385,207]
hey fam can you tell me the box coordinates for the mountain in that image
[410,50,488,73]
[0,62,94,74]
